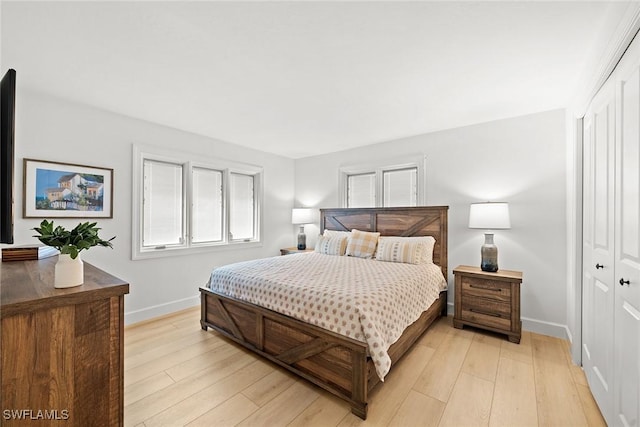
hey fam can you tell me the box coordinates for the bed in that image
[199,206,449,419]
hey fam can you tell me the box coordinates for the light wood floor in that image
[124,307,606,427]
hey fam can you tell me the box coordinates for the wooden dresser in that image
[453,265,523,343]
[1,256,129,426]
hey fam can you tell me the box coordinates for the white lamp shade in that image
[291,208,316,225]
[468,202,511,229]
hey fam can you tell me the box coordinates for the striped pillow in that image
[375,237,425,264]
[375,236,436,264]
[345,229,380,259]
[315,235,348,256]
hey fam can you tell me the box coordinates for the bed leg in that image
[351,402,367,420]
[200,291,208,331]
[440,291,448,317]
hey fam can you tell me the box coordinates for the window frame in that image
[339,155,426,208]
[132,145,263,260]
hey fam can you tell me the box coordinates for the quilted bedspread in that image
[206,252,447,380]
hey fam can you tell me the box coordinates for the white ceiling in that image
[1,1,633,159]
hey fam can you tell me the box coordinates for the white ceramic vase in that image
[54,253,84,288]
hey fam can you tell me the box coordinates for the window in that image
[229,172,255,241]
[383,167,417,207]
[192,167,223,244]
[143,160,184,247]
[133,145,262,259]
[347,173,376,208]
[340,156,425,208]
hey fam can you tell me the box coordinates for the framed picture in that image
[23,158,113,218]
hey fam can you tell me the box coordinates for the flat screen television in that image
[1,68,16,244]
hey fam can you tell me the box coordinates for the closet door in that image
[614,38,640,427]
[582,77,616,425]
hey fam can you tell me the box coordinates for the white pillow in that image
[375,236,435,264]
[315,234,348,256]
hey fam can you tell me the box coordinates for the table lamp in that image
[468,202,511,272]
[291,208,315,250]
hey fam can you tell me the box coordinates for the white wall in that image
[295,109,568,338]
[8,89,295,324]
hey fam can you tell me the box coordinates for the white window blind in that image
[143,159,184,247]
[383,167,417,207]
[229,173,255,241]
[192,167,223,244]
[347,173,376,208]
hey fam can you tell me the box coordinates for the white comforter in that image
[206,252,447,380]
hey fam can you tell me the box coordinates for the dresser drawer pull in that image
[469,308,502,318]
[469,284,502,292]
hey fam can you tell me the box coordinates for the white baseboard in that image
[446,302,569,340]
[125,295,199,326]
[521,317,569,340]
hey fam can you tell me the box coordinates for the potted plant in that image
[33,220,115,288]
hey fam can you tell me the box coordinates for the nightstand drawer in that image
[460,307,511,330]
[461,296,511,317]
[461,278,511,302]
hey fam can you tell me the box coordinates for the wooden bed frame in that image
[200,206,448,419]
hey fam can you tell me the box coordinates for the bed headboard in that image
[320,206,449,279]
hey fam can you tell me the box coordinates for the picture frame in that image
[23,158,113,218]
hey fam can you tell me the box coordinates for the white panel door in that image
[614,39,640,427]
[583,77,616,425]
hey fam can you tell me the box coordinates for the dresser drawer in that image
[461,277,511,302]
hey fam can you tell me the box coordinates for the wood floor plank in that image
[125,329,218,370]
[124,351,255,426]
[490,357,538,427]
[367,344,436,421]
[236,381,319,427]
[124,371,175,407]
[186,394,260,427]
[438,372,494,427]
[531,333,567,363]
[416,316,452,350]
[576,383,608,427]
[500,330,533,365]
[387,390,445,427]
[125,338,232,386]
[165,343,241,382]
[143,359,273,426]
[413,331,472,403]
[241,369,297,407]
[286,392,350,427]
[462,337,501,382]
[534,349,589,426]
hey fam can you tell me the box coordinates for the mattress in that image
[206,252,447,380]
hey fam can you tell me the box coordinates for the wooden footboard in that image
[200,287,447,419]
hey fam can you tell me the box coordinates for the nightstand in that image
[280,247,314,256]
[453,265,523,343]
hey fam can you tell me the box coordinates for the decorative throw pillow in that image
[314,234,348,256]
[375,236,436,264]
[375,237,425,264]
[345,229,380,259]
[323,229,351,239]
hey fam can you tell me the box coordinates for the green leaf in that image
[32,219,115,256]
